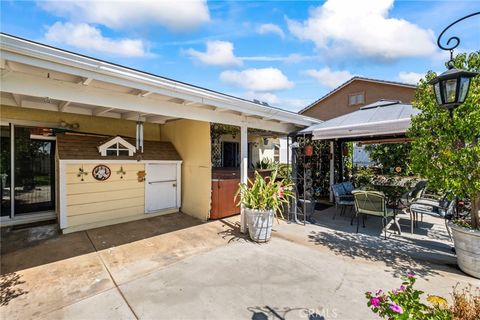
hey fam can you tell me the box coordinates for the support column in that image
[329,141,335,203]
[240,125,248,233]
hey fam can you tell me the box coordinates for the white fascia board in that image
[0,35,319,128]
[2,71,295,133]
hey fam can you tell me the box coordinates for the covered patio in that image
[0,33,319,233]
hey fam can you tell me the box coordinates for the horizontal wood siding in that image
[65,163,145,228]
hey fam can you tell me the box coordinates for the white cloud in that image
[185,41,242,67]
[398,71,424,84]
[304,67,354,89]
[45,22,146,57]
[39,0,210,31]
[220,68,294,92]
[257,23,285,38]
[287,0,436,59]
[243,91,310,111]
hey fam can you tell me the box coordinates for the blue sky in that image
[1,0,479,111]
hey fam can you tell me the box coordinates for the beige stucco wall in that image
[0,105,162,140]
[161,119,211,220]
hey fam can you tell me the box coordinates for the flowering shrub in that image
[235,170,294,219]
[366,273,451,320]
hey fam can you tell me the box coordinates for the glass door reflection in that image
[14,127,55,214]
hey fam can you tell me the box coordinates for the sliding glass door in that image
[0,124,55,219]
[0,125,11,217]
[14,126,55,214]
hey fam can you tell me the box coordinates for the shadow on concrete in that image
[248,306,324,320]
[0,272,27,306]
[1,212,203,275]
[217,219,255,244]
[306,207,461,278]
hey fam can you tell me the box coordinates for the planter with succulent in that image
[235,170,294,242]
[408,51,480,278]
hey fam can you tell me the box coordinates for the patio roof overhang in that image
[300,100,421,140]
[0,33,320,134]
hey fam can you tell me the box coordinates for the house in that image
[299,77,416,121]
[0,33,320,233]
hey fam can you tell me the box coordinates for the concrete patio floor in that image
[1,209,478,320]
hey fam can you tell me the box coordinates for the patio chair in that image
[331,183,354,220]
[399,180,427,208]
[352,190,401,239]
[409,196,455,240]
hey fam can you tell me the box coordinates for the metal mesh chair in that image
[352,190,401,239]
[331,183,354,220]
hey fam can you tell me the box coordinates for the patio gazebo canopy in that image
[300,100,420,140]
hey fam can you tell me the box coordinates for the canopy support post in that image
[329,141,335,203]
[240,125,248,233]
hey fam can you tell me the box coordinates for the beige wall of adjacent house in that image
[63,163,145,232]
[300,81,415,121]
[161,119,211,220]
[0,105,162,140]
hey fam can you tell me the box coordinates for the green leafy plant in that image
[407,51,480,229]
[366,274,480,320]
[235,170,294,219]
[364,143,412,176]
[255,158,275,169]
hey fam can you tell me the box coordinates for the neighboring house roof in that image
[0,33,320,132]
[298,77,417,114]
[57,133,181,161]
[300,100,421,140]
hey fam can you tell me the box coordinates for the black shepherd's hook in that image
[436,12,480,63]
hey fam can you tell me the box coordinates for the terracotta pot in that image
[304,144,313,157]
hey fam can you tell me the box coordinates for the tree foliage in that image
[364,143,412,175]
[407,51,480,227]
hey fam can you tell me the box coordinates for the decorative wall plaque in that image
[137,170,146,182]
[92,164,111,181]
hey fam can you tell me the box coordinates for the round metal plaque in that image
[92,164,111,181]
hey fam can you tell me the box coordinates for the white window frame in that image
[348,92,365,106]
[98,136,136,156]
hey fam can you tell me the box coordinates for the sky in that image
[1,0,479,112]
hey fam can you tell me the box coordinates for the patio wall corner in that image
[161,119,211,221]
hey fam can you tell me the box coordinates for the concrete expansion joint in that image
[84,231,139,320]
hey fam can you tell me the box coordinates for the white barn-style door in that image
[145,163,178,213]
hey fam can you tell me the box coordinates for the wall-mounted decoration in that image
[137,170,146,182]
[77,165,88,181]
[92,164,111,181]
[117,166,126,179]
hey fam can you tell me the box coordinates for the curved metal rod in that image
[437,12,480,52]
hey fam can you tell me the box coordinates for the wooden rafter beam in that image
[11,93,22,107]
[58,101,71,112]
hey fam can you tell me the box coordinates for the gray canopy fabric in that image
[300,100,421,140]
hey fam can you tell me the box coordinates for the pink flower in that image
[407,273,415,278]
[370,298,381,308]
[375,289,383,296]
[278,187,284,198]
[399,285,406,291]
[389,303,403,314]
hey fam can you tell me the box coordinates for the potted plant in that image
[235,170,294,242]
[408,51,480,278]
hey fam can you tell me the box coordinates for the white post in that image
[240,125,248,233]
[329,141,335,203]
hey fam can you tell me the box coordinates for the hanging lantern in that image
[304,144,313,157]
[342,144,349,156]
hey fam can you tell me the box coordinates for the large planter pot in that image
[245,208,274,242]
[449,222,480,278]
